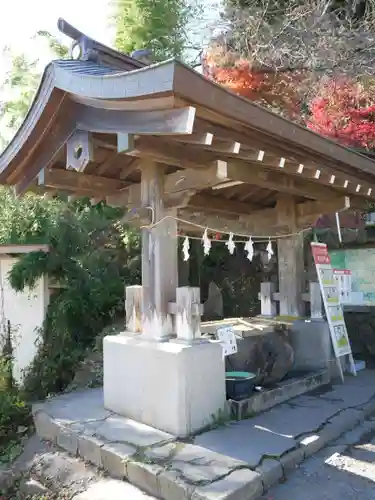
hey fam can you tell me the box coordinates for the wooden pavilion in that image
[2,19,375,435]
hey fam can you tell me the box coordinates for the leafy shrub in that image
[0,188,140,400]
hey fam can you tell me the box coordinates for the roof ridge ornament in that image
[57,18,146,70]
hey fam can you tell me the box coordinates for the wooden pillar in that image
[277,197,304,317]
[140,162,178,340]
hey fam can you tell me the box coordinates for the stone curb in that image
[32,396,375,500]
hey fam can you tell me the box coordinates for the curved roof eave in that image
[2,56,375,191]
[0,59,178,182]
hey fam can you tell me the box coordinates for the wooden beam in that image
[132,137,369,201]
[41,168,127,194]
[296,196,351,226]
[129,136,215,170]
[221,161,339,201]
[120,158,143,180]
[187,193,259,215]
[106,161,352,211]
[15,120,76,195]
[76,105,196,135]
[96,152,119,176]
[188,120,375,200]
[173,131,213,146]
[178,210,290,236]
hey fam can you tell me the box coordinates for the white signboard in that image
[216,325,238,357]
[333,269,352,304]
[311,243,352,359]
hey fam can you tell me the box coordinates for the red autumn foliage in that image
[203,47,375,151]
[306,79,375,150]
[202,48,309,123]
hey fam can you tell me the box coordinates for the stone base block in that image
[290,319,333,373]
[103,334,226,437]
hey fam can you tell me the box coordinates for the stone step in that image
[32,371,375,500]
[1,434,155,499]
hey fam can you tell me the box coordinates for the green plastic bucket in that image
[225,371,256,401]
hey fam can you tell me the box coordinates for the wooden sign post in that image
[311,242,356,382]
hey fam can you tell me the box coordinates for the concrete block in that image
[56,426,78,455]
[78,434,104,468]
[324,408,364,439]
[144,442,177,462]
[336,419,375,445]
[192,468,263,500]
[159,469,195,500]
[33,411,59,443]
[255,459,283,490]
[299,434,324,458]
[290,319,332,372]
[103,335,226,437]
[126,460,163,497]
[279,447,305,475]
[95,414,173,448]
[164,444,247,484]
[100,442,136,479]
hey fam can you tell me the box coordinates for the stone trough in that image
[228,369,330,420]
[201,317,332,419]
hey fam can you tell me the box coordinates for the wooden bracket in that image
[66,130,94,172]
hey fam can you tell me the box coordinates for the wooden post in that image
[175,287,202,343]
[259,282,277,317]
[140,162,178,340]
[277,197,304,317]
[309,282,323,319]
[125,285,143,333]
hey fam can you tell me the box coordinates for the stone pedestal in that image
[103,334,226,437]
[290,319,333,372]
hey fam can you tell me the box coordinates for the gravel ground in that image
[260,419,375,500]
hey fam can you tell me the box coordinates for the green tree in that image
[0,32,68,151]
[110,0,203,62]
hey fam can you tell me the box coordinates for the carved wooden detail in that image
[66,130,94,173]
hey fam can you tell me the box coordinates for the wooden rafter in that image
[130,136,375,199]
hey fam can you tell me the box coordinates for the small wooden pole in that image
[125,285,143,333]
[259,282,277,317]
[175,287,202,343]
[140,162,178,340]
[309,282,323,319]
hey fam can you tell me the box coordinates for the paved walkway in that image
[31,370,375,500]
[260,416,375,500]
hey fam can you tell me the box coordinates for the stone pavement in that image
[32,370,375,500]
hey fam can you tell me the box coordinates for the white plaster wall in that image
[0,257,49,384]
